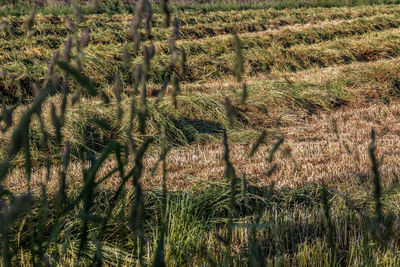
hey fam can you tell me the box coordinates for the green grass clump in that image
[7,181,400,266]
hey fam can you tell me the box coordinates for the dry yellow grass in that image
[145,102,400,192]
[5,101,400,194]
[268,57,400,84]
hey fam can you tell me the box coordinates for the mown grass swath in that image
[3,0,400,17]
[4,7,400,103]
[2,0,400,266]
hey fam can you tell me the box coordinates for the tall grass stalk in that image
[368,129,383,229]
[322,183,336,265]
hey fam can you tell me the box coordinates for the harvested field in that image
[2,0,400,266]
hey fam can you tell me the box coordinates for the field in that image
[2,0,400,266]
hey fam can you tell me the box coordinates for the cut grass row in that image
[172,13,400,55]
[3,14,400,103]
[4,10,400,54]
[148,28,400,82]
[2,4,400,41]
[3,0,400,17]
[180,56,400,105]
[4,12,400,61]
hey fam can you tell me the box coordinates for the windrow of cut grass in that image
[2,33,400,106]
[176,56,400,106]
[5,11,400,60]
[3,11,400,103]
[148,28,400,83]
[3,11,400,53]
[3,0,400,17]
[2,5,400,41]
[169,13,400,56]
[152,6,400,41]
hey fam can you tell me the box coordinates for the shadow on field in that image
[171,117,224,144]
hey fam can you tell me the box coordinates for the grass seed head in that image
[62,36,73,62]
[80,28,90,48]
[224,97,235,127]
[173,17,180,40]
[249,130,267,158]
[122,42,130,69]
[144,0,153,36]
[161,0,170,27]
[241,82,248,105]
[65,17,76,32]
[233,34,244,83]
[73,5,83,23]
[23,11,35,34]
